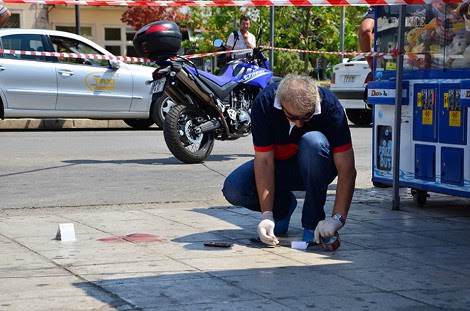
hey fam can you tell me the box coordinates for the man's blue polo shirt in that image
[251,82,353,160]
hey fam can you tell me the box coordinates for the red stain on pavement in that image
[97,233,164,243]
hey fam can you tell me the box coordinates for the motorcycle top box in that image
[133,21,182,60]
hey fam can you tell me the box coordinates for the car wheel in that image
[151,95,175,129]
[345,109,372,126]
[123,118,154,129]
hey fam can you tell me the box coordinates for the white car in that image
[330,56,373,126]
[0,28,160,129]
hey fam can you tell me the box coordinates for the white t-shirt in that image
[227,30,256,59]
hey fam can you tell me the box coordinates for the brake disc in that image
[184,120,203,145]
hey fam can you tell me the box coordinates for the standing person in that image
[358,7,375,70]
[0,5,11,28]
[226,16,256,59]
[222,74,356,246]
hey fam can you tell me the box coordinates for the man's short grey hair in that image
[276,74,320,114]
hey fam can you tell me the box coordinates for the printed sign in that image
[85,72,119,93]
[449,111,461,127]
[376,125,392,171]
[422,109,433,125]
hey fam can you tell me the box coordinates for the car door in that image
[51,35,133,113]
[0,33,57,112]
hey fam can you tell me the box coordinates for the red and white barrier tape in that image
[0,49,152,62]
[259,46,399,57]
[0,48,253,62]
[179,48,252,59]
[0,0,467,6]
[0,47,399,63]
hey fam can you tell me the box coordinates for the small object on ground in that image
[320,232,341,251]
[55,223,76,242]
[291,241,309,250]
[203,242,233,248]
[253,233,340,251]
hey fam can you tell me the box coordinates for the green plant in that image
[273,51,312,77]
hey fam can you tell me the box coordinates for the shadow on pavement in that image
[61,153,254,166]
[71,200,470,310]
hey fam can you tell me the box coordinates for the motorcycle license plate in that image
[152,78,166,94]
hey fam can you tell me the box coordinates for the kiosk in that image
[368,4,470,206]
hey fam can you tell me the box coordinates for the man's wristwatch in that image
[332,213,345,226]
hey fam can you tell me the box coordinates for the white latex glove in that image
[257,211,279,246]
[314,217,344,244]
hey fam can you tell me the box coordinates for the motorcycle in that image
[135,21,274,164]
[151,40,232,130]
[151,39,266,130]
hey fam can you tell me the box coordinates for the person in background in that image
[0,5,11,28]
[222,74,356,246]
[226,16,256,59]
[358,7,375,70]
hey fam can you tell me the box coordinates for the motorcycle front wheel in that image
[163,104,215,164]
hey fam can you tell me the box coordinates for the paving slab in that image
[1,193,470,310]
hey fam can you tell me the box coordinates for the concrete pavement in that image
[0,118,140,130]
[1,187,470,310]
[2,118,470,310]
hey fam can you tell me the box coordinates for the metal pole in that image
[269,6,274,70]
[75,5,80,35]
[339,6,345,64]
[392,5,406,210]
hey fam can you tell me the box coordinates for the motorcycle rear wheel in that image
[163,104,215,164]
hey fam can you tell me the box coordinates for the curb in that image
[0,119,147,130]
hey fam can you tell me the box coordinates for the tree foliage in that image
[273,51,312,76]
[121,5,368,77]
[271,6,367,77]
[121,3,189,31]
[182,7,269,51]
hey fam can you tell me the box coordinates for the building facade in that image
[4,4,137,56]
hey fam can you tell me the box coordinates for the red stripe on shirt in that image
[332,142,352,153]
[254,144,274,152]
[256,142,352,159]
[275,144,298,160]
[254,144,298,160]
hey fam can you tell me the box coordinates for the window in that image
[4,13,19,28]
[104,45,120,56]
[126,31,134,41]
[51,36,108,67]
[125,28,136,56]
[0,34,48,61]
[126,45,138,57]
[104,27,122,56]
[56,26,93,40]
[105,28,121,41]
[103,27,137,57]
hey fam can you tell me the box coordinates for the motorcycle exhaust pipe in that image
[198,119,221,133]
